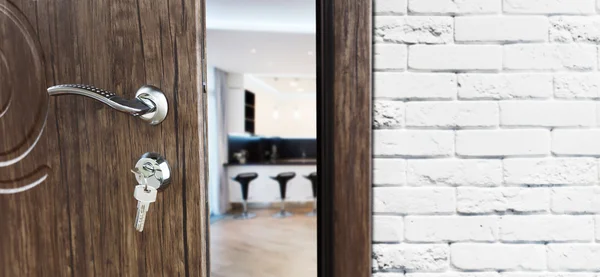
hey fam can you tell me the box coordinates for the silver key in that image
[133,184,157,232]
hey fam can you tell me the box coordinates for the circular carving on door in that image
[0,1,49,193]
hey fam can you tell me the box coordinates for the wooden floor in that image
[210,208,317,277]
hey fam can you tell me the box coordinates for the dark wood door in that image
[0,0,209,276]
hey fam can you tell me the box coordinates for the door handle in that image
[47,84,168,125]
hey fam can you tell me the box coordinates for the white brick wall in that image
[408,0,500,15]
[372,1,600,275]
[451,243,547,270]
[455,16,548,43]
[409,45,502,71]
[503,44,596,71]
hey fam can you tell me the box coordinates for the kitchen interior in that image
[205,1,317,276]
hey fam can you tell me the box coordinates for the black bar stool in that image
[271,172,296,218]
[304,172,318,216]
[231,172,259,220]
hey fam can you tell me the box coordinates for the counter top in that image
[224,159,317,166]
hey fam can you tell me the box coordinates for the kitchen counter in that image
[224,159,317,166]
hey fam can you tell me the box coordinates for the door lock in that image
[131,152,171,232]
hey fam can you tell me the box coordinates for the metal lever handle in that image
[47,84,168,125]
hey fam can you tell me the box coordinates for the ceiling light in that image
[272,109,279,119]
[250,48,257,54]
[297,88,305,92]
[290,81,298,87]
[294,109,301,119]
[308,51,314,56]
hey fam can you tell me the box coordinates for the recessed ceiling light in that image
[308,51,314,56]
[297,88,305,92]
[250,48,257,54]
[290,81,298,87]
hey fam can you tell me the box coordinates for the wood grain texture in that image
[318,0,372,276]
[0,0,208,276]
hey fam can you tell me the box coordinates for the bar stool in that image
[304,172,318,216]
[232,172,259,220]
[271,172,296,218]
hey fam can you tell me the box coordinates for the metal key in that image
[133,184,157,232]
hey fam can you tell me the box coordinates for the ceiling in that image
[206,0,317,90]
[206,0,316,34]
[255,76,316,94]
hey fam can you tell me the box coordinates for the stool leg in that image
[306,197,317,216]
[235,183,256,220]
[273,197,293,218]
[273,181,292,218]
[307,179,317,216]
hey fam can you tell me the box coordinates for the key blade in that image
[133,185,157,233]
[135,202,151,232]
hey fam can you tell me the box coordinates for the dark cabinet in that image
[244,90,255,134]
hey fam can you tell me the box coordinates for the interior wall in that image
[207,66,218,215]
[226,72,246,134]
[223,73,316,138]
[373,0,600,274]
[245,75,316,138]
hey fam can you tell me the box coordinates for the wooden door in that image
[0,0,209,276]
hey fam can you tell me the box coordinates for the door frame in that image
[318,0,372,276]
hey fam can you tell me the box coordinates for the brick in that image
[451,243,546,270]
[373,215,404,243]
[551,16,600,43]
[408,0,500,14]
[551,187,600,213]
[374,0,407,14]
[455,16,548,42]
[503,0,596,14]
[503,158,598,186]
[374,16,452,44]
[457,187,549,214]
[373,244,449,272]
[500,215,594,242]
[374,73,456,100]
[456,130,550,157]
[374,44,407,71]
[374,274,405,277]
[374,130,454,157]
[504,44,596,71]
[409,45,502,71]
[373,187,455,215]
[547,244,600,271]
[407,159,502,187]
[405,216,498,242]
[553,130,600,156]
[555,73,600,99]
[410,274,499,277]
[458,73,552,100]
[405,101,498,128]
[598,102,600,127]
[500,101,596,127]
[373,100,405,129]
[596,216,600,241]
[503,273,596,277]
[373,158,406,186]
